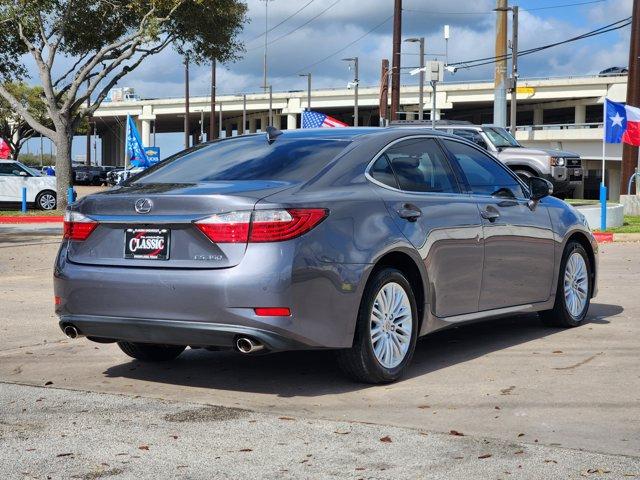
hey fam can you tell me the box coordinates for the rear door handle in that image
[480,209,500,222]
[398,204,422,222]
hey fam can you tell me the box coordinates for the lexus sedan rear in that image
[54,128,597,383]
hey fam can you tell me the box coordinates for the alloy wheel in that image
[39,193,56,210]
[563,251,588,318]
[370,282,413,369]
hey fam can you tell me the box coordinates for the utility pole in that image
[210,60,217,140]
[621,0,640,195]
[299,73,312,110]
[405,37,424,120]
[184,56,190,149]
[242,94,247,135]
[494,0,508,127]
[509,6,519,135]
[85,79,91,165]
[379,59,390,126]
[390,0,402,121]
[343,57,359,126]
[261,0,273,89]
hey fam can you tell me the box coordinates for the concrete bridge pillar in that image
[101,120,125,166]
[533,107,544,125]
[225,123,232,138]
[260,114,269,130]
[575,104,586,125]
[405,111,415,120]
[273,114,281,130]
[249,116,257,133]
[287,113,297,130]
[138,105,155,147]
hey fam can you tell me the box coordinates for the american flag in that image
[301,110,348,128]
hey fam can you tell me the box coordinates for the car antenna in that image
[265,126,283,144]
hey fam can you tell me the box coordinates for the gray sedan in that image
[54,128,597,383]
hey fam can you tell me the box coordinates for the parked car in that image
[391,121,583,198]
[599,66,628,76]
[73,165,103,185]
[54,128,597,383]
[98,166,117,185]
[0,159,57,210]
[106,167,144,186]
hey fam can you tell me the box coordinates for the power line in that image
[403,0,605,15]
[245,0,341,53]
[449,16,631,69]
[245,0,317,44]
[293,14,393,74]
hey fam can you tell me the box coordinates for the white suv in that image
[0,159,57,210]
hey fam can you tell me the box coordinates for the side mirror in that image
[528,176,553,201]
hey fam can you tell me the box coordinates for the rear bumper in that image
[54,241,368,350]
[59,315,308,351]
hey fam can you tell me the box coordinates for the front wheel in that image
[539,241,592,327]
[117,342,186,362]
[36,190,57,210]
[336,268,418,383]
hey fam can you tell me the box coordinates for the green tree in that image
[0,0,247,209]
[0,82,49,160]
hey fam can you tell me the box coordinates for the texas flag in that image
[605,99,640,146]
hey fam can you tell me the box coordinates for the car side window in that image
[0,163,24,176]
[441,139,525,199]
[383,138,458,193]
[452,129,487,150]
[369,155,399,189]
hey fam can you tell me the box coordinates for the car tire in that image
[117,342,186,362]
[335,268,418,384]
[539,241,592,328]
[35,190,57,210]
[513,169,535,182]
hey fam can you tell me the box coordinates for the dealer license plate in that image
[124,228,170,260]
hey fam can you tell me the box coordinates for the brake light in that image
[63,211,98,241]
[195,208,327,243]
[254,307,291,317]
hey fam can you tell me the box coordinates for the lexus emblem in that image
[134,198,153,214]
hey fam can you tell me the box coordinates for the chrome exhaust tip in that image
[235,337,264,354]
[63,325,80,339]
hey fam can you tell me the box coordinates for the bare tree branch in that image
[0,83,55,138]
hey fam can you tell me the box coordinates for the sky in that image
[17,0,634,162]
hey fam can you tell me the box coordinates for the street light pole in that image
[242,94,247,135]
[342,57,359,126]
[260,0,273,90]
[405,37,425,120]
[299,73,312,110]
[509,6,519,135]
[184,55,190,149]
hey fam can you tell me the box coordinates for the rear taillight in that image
[63,211,98,241]
[195,208,327,243]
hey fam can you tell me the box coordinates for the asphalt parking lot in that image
[1,230,639,479]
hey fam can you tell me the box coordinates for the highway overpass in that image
[93,74,630,200]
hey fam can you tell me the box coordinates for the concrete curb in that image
[0,216,63,224]
[594,232,640,243]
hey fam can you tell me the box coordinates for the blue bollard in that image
[67,186,75,205]
[21,186,27,213]
[599,183,607,231]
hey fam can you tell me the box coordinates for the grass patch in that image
[0,209,61,216]
[598,215,640,234]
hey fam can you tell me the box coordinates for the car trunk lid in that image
[66,181,295,269]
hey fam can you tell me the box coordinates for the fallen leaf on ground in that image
[138,445,149,451]
[449,430,465,436]
[334,430,350,435]
[44,381,53,386]
[418,405,430,409]
[56,453,73,457]
[379,436,392,443]
[478,454,492,459]
[239,448,253,452]
[545,459,558,464]
[552,350,563,354]
[514,450,524,455]
[278,416,295,421]
[517,433,525,437]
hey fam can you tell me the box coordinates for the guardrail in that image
[516,122,603,131]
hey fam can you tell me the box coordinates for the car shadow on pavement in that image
[103,302,622,397]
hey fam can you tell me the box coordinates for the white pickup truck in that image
[0,159,57,210]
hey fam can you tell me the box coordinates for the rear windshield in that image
[130,136,351,184]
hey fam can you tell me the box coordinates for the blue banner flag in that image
[126,115,149,168]
[604,99,627,144]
